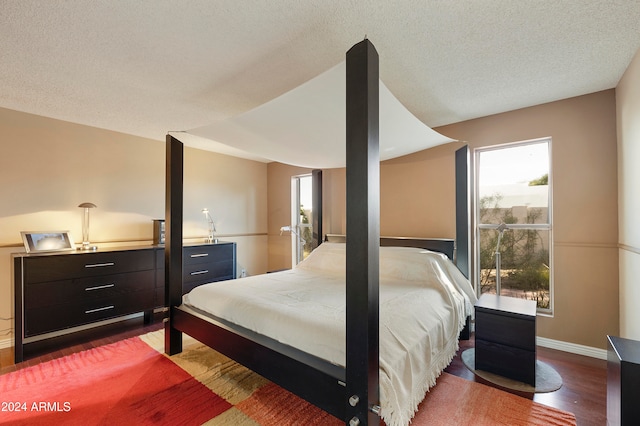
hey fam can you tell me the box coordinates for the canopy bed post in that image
[165,134,184,355]
[455,144,471,339]
[455,145,470,279]
[345,39,381,425]
[312,169,323,249]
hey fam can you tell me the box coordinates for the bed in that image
[165,39,473,426]
[183,239,475,425]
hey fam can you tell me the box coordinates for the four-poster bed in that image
[164,40,473,426]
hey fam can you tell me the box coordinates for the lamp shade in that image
[78,202,97,208]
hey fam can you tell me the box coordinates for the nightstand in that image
[607,335,640,425]
[475,294,537,386]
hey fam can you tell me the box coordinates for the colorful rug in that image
[0,330,577,425]
[0,335,230,425]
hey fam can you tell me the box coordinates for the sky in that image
[477,141,550,210]
[477,141,549,186]
[299,175,313,211]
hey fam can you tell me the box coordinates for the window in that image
[291,174,314,265]
[475,139,553,313]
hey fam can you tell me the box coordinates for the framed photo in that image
[21,231,76,253]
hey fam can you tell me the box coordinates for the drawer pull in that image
[85,283,115,291]
[190,253,209,258]
[85,305,115,314]
[85,262,115,268]
[190,270,209,276]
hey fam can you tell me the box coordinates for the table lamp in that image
[78,202,97,250]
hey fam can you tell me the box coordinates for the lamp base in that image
[78,244,98,251]
[205,237,219,244]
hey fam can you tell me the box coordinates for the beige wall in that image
[1,81,626,352]
[380,142,465,238]
[266,162,351,270]
[266,162,311,271]
[616,48,640,340]
[0,107,268,345]
[266,144,464,270]
[436,90,619,349]
[266,90,619,349]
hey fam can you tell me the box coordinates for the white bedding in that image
[184,242,477,426]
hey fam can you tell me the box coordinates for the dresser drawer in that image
[156,243,236,298]
[156,243,235,268]
[24,289,155,337]
[155,246,234,274]
[183,266,234,293]
[184,259,234,283]
[475,309,536,351]
[150,243,237,307]
[475,338,536,386]
[474,294,536,352]
[25,270,155,308]
[183,270,235,294]
[23,249,155,283]
[184,244,234,266]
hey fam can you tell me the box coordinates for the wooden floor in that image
[445,336,608,426]
[1,321,607,425]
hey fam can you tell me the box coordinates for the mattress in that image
[184,242,477,426]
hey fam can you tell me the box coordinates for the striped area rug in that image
[0,330,576,425]
[140,330,342,425]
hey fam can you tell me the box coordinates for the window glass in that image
[292,174,313,264]
[476,139,552,312]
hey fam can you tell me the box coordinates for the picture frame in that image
[21,231,76,253]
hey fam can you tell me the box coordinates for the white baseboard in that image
[472,319,606,359]
[470,318,607,360]
[537,336,607,360]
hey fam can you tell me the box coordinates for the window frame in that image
[473,137,554,315]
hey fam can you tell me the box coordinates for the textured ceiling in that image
[1,1,639,162]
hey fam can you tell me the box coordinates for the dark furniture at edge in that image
[13,242,235,363]
[155,242,236,304]
[607,335,640,425]
[475,293,537,386]
[165,40,471,426]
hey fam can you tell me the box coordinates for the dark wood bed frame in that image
[165,40,470,425]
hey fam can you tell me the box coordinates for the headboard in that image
[324,233,455,261]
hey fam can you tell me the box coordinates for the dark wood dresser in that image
[475,293,537,386]
[607,335,640,425]
[155,241,237,304]
[14,242,236,362]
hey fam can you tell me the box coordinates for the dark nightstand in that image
[475,294,537,386]
[607,335,640,425]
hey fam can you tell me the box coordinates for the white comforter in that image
[184,242,477,426]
